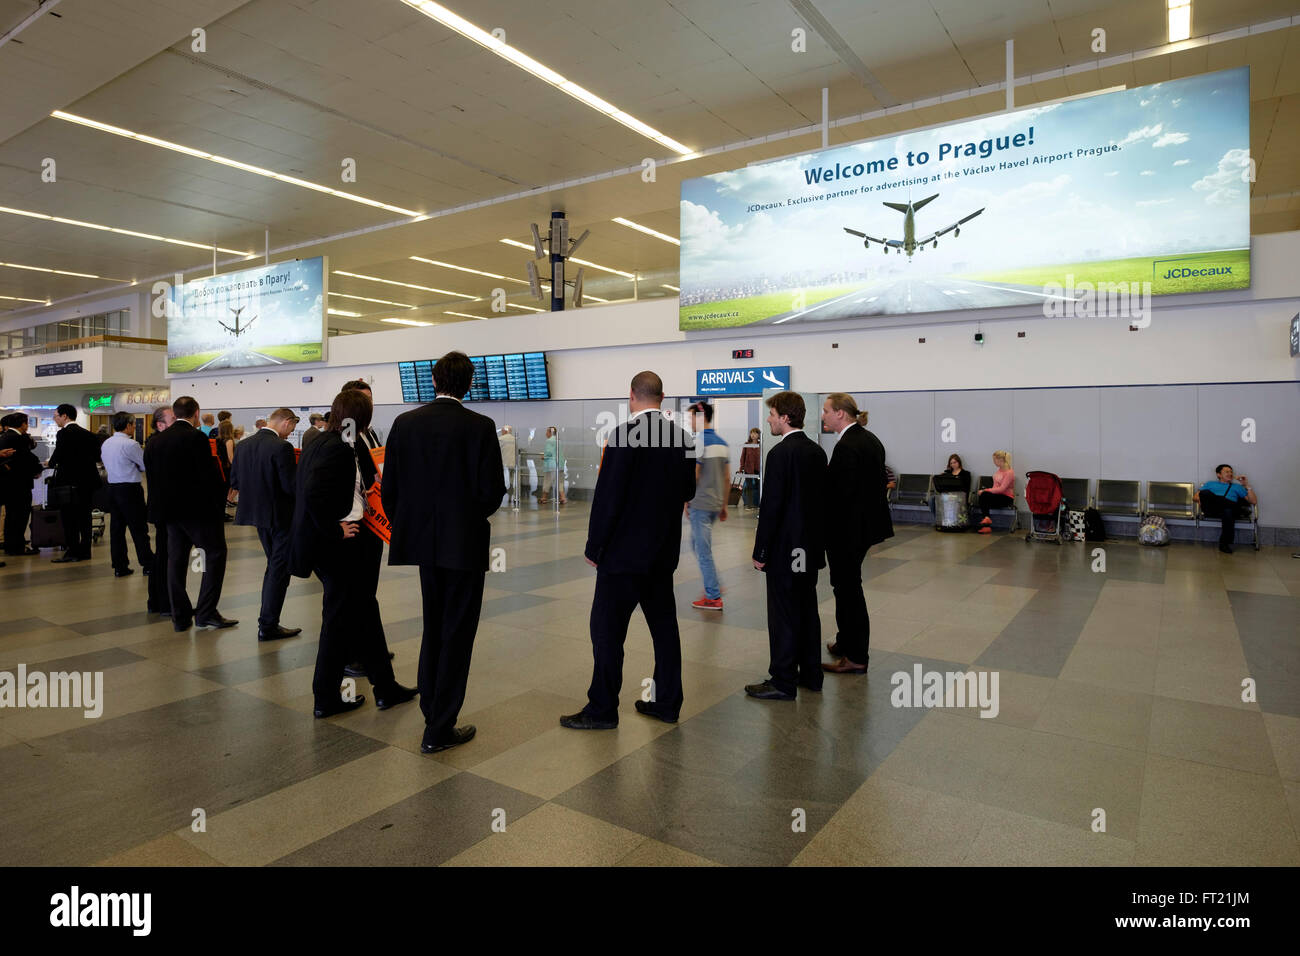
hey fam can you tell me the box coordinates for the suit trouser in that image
[166,517,227,622]
[765,568,822,695]
[3,488,32,554]
[148,522,170,613]
[59,487,93,559]
[313,527,396,707]
[827,544,870,665]
[586,569,684,720]
[255,525,292,628]
[417,564,486,740]
[107,483,153,572]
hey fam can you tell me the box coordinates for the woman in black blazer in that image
[289,389,415,718]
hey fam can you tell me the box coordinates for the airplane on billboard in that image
[218,306,257,337]
[844,193,984,259]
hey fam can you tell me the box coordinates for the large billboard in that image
[679,68,1250,330]
[167,257,327,373]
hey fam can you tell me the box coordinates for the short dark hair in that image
[342,379,372,394]
[1,412,24,428]
[56,403,77,420]
[630,371,663,401]
[432,351,473,399]
[765,391,805,429]
[325,389,373,435]
[111,412,132,432]
[152,406,170,430]
[217,410,231,421]
[1215,463,1233,475]
[173,396,199,420]
[688,401,714,424]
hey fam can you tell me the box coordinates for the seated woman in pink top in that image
[977,450,1014,533]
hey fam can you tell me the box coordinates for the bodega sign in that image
[696,365,791,396]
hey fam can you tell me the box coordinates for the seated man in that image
[1197,464,1256,554]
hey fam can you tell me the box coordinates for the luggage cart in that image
[1023,471,1064,545]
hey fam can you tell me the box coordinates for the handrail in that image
[0,334,167,359]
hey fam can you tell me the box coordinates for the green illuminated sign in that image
[87,395,113,410]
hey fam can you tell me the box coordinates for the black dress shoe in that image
[745,680,796,701]
[799,681,824,693]
[196,614,238,629]
[374,683,418,710]
[258,624,301,642]
[114,568,134,577]
[51,554,78,564]
[15,547,39,556]
[314,696,366,718]
[172,618,193,632]
[421,724,476,752]
[1218,543,1234,554]
[559,711,618,730]
[633,700,678,723]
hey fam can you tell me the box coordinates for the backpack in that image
[1083,507,1106,542]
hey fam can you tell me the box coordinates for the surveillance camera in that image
[974,332,984,344]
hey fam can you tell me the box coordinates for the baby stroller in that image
[1023,471,1063,545]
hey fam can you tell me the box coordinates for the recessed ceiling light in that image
[499,238,634,278]
[0,260,131,282]
[1168,0,1191,42]
[52,111,425,218]
[0,293,49,304]
[397,1,693,155]
[327,308,362,317]
[328,291,417,309]
[662,284,680,292]
[410,255,528,285]
[333,270,477,299]
[0,203,251,255]
[381,317,433,326]
[612,217,680,245]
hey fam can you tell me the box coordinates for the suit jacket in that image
[288,430,376,578]
[826,423,894,553]
[142,419,226,523]
[230,428,297,531]
[300,425,322,451]
[0,429,42,495]
[143,429,166,524]
[381,398,504,571]
[585,410,696,575]
[753,430,827,574]
[48,422,102,491]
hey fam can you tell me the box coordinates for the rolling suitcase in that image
[30,506,66,549]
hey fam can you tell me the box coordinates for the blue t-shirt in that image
[1200,480,1248,502]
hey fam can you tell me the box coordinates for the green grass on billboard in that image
[167,342,323,373]
[166,351,223,373]
[680,284,864,329]
[959,249,1250,295]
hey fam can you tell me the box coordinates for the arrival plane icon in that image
[844,193,984,260]
[218,306,257,337]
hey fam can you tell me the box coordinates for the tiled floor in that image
[1,502,1297,866]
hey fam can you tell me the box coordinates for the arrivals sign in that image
[679,67,1250,330]
[695,365,790,396]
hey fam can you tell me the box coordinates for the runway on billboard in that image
[758,276,1088,325]
[194,348,286,371]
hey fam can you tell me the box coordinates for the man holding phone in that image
[1197,464,1257,554]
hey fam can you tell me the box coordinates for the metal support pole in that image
[821,86,829,149]
[511,444,520,512]
[265,229,270,265]
[550,210,565,312]
[1005,39,1014,110]
[552,434,562,514]
[212,245,217,276]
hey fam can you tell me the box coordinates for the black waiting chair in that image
[1095,479,1143,519]
[1058,477,1091,511]
[894,473,932,506]
[1144,481,1195,522]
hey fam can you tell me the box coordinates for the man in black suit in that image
[562,371,696,730]
[382,352,505,753]
[230,407,301,641]
[300,413,324,451]
[143,406,174,616]
[143,396,237,632]
[1,413,43,557]
[819,392,893,674]
[47,404,102,563]
[746,391,827,700]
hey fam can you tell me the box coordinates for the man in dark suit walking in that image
[562,371,696,730]
[48,404,102,563]
[1,413,43,557]
[230,407,301,641]
[143,406,174,616]
[746,391,827,700]
[382,352,505,753]
[144,396,237,632]
[820,392,893,674]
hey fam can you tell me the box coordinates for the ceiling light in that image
[612,217,680,245]
[327,308,362,317]
[398,1,692,155]
[442,311,487,321]
[1168,0,1191,42]
[333,270,477,299]
[381,317,433,326]
[329,291,416,309]
[52,111,424,218]
[0,260,131,282]
[507,303,545,313]
[0,293,50,304]
[539,282,609,304]
[662,284,680,292]
[410,255,528,284]
[0,203,250,255]
[499,238,634,278]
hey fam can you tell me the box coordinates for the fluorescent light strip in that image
[442,311,487,321]
[333,270,477,299]
[328,291,416,309]
[499,238,634,278]
[410,255,529,285]
[662,284,680,291]
[327,308,362,317]
[0,293,49,304]
[0,260,130,282]
[507,303,545,313]
[612,217,680,245]
[0,204,250,255]
[52,111,425,219]
[398,1,692,155]
[381,317,433,326]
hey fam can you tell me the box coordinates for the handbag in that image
[1065,510,1086,541]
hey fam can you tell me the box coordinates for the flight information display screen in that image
[399,352,550,403]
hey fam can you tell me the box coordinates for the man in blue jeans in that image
[686,401,730,611]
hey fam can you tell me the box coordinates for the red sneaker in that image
[692,597,723,611]
[980,516,992,526]
[977,527,992,534]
